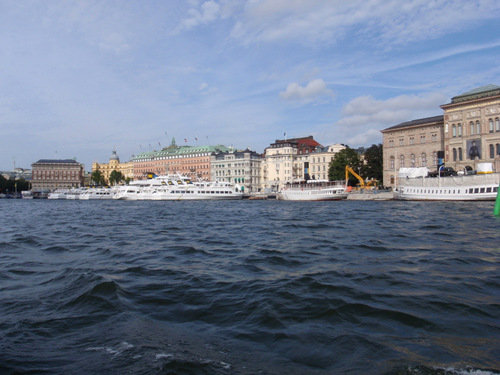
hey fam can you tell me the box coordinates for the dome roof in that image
[110,150,120,162]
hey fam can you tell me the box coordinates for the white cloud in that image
[179,1,222,30]
[279,79,333,103]
[338,92,447,128]
[229,0,500,46]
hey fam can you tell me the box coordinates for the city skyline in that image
[1,0,500,171]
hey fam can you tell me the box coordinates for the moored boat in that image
[113,174,243,201]
[277,180,348,201]
[394,163,500,201]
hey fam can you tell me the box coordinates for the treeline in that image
[0,175,30,193]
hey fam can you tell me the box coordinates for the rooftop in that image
[381,115,444,132]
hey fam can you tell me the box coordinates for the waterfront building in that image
[381,116,444,188]
[308,144,346,181]
[31,159,84,191]
[381,84,500,188]
[440,84,500,172]
[261,136,322,191]
[132,138,233,180]
[92,150,134,185]
[211,149,262,193]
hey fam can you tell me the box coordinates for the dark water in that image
[1,199,499,375]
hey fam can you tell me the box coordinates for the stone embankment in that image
[346,191,394,200]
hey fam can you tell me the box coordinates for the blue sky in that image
[1,0,500,171]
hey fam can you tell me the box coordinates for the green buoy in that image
[495,184,500,217]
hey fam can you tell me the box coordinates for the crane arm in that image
[345,165,365,188]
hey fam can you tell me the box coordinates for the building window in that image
[470,121,474,135]
[452,125,456,137]
[421,153,427,167]
[420,135,426,143]
[490,144,495,158]
[489,118,494,133]
[400,155,405,168]
[453,148,457,161]
[410,137,415,145]
[399,138,404,146]
[458,124,462,136]
[497,144,500,156]
[458,147,463,161]
[433,152,438,166]
[476,121,481,135]
[389,157,395,170]
[410,154,415,167]
[496,118,500,132]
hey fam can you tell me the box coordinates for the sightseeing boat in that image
[113,174,243,201]
[277,180,348,201]
[394,163,500,201]
[79,187,117,200]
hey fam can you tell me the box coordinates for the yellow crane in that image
[345,165,365,189]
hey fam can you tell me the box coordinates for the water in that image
[1,199,499,375]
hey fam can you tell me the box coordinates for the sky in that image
[1,0,500,171]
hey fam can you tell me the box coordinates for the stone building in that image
[211,149,262,193]
[31,159,84,191]
[261,136,322,191]
[381,116,444,187]
[92,150,134,184]
[308,144,346,181]
[381,84,500,188]
[132,138,233,180]
[440,84,500,172]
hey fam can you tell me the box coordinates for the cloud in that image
[178,1,222,30]
[338,92,447,127]
[279,79,333,103]
[229,0,500,46]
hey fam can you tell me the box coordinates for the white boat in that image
[114,174,243,201]
[79,187,117,200]
[394,163,500,201]
[277,181,348,201]
[47,188,85,200]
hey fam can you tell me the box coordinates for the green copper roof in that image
[451,84,500,103]
[134,145,233,160]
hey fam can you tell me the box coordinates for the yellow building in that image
[92,150,134,185]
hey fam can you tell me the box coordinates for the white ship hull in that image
[277,184,348,201]
[113,174,243,201]
[395,172,500,201]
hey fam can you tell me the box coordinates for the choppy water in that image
[1,199,499,375]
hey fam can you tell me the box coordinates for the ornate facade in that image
[440,84,500,172]
[381,84,500,188]
[132,138,233,180]
[92,150,134,184]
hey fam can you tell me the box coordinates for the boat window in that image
[486,187,492,193]
[480,188,485,193]
[474,188,479,194]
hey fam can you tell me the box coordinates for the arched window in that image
[452,148,457,161]
[497,144,500,156]
[389,156,395,170]
[458,123,462,136]
[489,118,494,133]
[452,125,457,137]
[476,120,481,134]
[496,118,500,132]
[470,121,474,135]
[421,153,427,167]
[400,155,405,168]
[433,151,438,166]
[410,154,415,167]
[458,147,463,161]
[490,144,495,159]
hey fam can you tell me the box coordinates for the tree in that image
[328,147,362,184]
[91,170,106,186]
[109,170,124,186]
[361,144,383,182]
